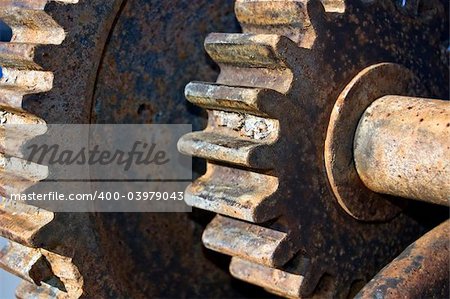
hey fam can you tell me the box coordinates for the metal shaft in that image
[354,95,449,206]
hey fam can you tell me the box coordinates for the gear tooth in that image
[0,106,47,157]
[0,153,48,184]
[205,33,290,68]
[185,164,279,222]
[0,44,35,61]
[203,215,294,267]
[235,0,308,26]
[0,241,57,285]
[235,0,311,45]
[0,57,53,94]
[0,106,46,126]
[320,0,345,13]
[0,8,66,45]
[178,131,274,169]
[0,92,24,108]
[40,250,83,298]
[0,241,41,283]
[230,257,304,298]
[0,201,53,247]
[0,106,47,133]
[235,0,344,46]
[16,280,64,299]
[185,82,284,117]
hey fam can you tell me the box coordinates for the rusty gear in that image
[179,0,449,297]
[0,1,83,297]
[0,1,263,298]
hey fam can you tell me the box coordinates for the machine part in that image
[325,63,418,221]
[327,63,449,211]
[179,0,449,297]
[356,219,450,298]
[0,0,84,297]
[354,95,450,206]
[1,1,271,298]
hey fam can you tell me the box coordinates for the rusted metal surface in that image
[0,8,66,44]
[16,280,67,299]
[325,63,419,221]
[356,219,450,299]
[355,95,450,206]
[202,215,294,267]
[230,257,306,299]
[0,241,49,284]
[179,0,449,297]
[0,2,85,298]
[0,0,272,298]
[0,0,448,298]
[182,163,280,222]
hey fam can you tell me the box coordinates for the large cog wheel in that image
[0,1,258,298]
[179,0,449,297]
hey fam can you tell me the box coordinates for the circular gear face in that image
[0,1,270,298]
[179,0,449,297]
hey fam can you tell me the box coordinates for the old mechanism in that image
[0,0,448,298]
[0,1,254,298]
[179,0,449,297]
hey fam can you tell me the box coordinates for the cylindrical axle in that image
[354,95,449,206]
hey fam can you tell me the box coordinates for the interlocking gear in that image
[0,1,249,298]
[179,0,449,297]
[0,0,448,298]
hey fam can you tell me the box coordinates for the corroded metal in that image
[0,1,262,298]
[202,215,294,267]
[179,0,449,297]
[354,95,450,206]
[0,2,86,297]
[325,63,418,221]
[356,219,450,299]
[0,0,448,298]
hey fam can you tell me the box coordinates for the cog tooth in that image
[0,44,35,61]
[230,257,304,298]
[185,164,279,222]
[205,33,291,68]
[0,241,57,285]
[320,0,346,13]
[235,0,308,26]
[0,153,48,183]
[203,215,294,267]
[178,131,274,169]
[0,92,24,108]
[16,280,65,299]
[1,243,83,298]
[0,8,66,45]
[0,56,53,93]
[0,105,46,126]
[0,201,53,247]
[185,82,285,117]
[235,0,344,47]
[40,250,83,298]
[235,0,311,45]
[0,106,47,157]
